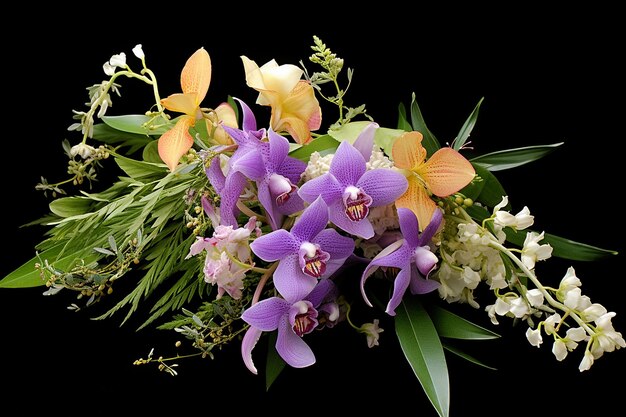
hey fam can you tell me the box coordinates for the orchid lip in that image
[342,186,372,222]
[269,173,297,207]
[291,301,319,337]
[299,242,330,278]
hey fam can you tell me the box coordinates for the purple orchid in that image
[250,196,354,302]
[206,99,307,230]
[360,208,443,316]
[241,278,335,373]
[298,140,408,239]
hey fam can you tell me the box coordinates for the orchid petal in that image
[181,48,211,104]
[419,147,475,197]
[158,116,194,172]
[392,131,426,170]
[398,208,420,248]
[276,315,316,368]
[352,122,379,161]
[419,208,443,245]
[161,93,199,116]
[241,297,291,331]
[277,156,307,185]
[201,196,220,229]
[250,229,299,261]
[386,267,411,316]
[395,175,437,231]
[231,149,265,180]
[257,181,283,231]
[311,229,355,261]
[298,173,343,204]
[356,169,408,207]
[306,279,336,307]
[233,97,257,132]
[414,246,439,277]
[241,326,263,374]
[268,130,289,168]
[277,81,321,144]
[273,254,318,303]
[329,141,366,186]
[222,125,254,149]
[275,188,305,216]
[409,264,440,295]
[360,239,405,307]
[262,63,304,98]
[206,155,225,192]
[328,199,374,239]
[219,171,247,227]
[291,196,329,241]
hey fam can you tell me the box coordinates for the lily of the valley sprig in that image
[4,38,622,417]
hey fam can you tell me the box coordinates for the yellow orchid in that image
[392,131,475,229]
[159,48,237,171]
[241,56,321,144]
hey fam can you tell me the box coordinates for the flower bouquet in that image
[2,37,622,417]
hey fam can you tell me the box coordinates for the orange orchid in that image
[392,131,475,229]
[241,56,321,144]
[159,48,237,171]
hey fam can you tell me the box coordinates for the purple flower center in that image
[298,242,330,278]
[269,173,297,207]
[290,301,319,337]
[342,186,372,222]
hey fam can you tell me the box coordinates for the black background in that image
[2,6,624,416]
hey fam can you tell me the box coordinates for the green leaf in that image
[227,96,239,123]
[397,103,412,131]
[102,115,175,136]
[142,140,162,163]
[0,244,99,288]
[410,93,440,157]
[452,97,484,151]
[327,121,371,142]
[49,197,93,218]
[288,134,339,161]
[505,229,618,261]
[396,297,449,417]
[471,163,508,208]
[442,344,497,370]
[471,143,563,171]
[428,304,499,340]
[115,155,166,179]
[374,127,405,157]
[92,123,152,154]
[265,332,286,391]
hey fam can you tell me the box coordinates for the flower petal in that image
[277,156,307,185]
[409,265,440,295]
[413,247,439,278]
[291,196,329,241]
[276,315,316,368]
[231,149,265,180]
[274,254,318,303]
[233,97,257,132]
[328,200,374,239]
[161,93,199,116]
[250,229,298,261]
[276,81,321,144]
[205,155,225,192]
[419,208,443,245]
[241,326,263,374]
[181,48,211,104]
[158,116,194,172]
[212,102,238,146]
[352,122,379,161]
[392,131,426,170]
[267,130,289,169]
[386,266,411,316]
[311,229,355,262]
[262,63,304,99]
[419,147,475,197]
[277,115,313,145]
[242,297,290,331]
[398,208,420,248]
[275,188,305,216]
[219,171,248,227]
[395,175,437,231]
[298,173,343,204]
[357,168,408,207]
[360,239,406,307]
[306,279,336,307]
[329,141,367,186]
[257,181,283,231]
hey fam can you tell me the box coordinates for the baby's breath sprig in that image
[303,36,370,129]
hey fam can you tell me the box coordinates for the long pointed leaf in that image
[396,297,449,417]
[442,344,497,370]
[428,304,499,340]
[452,97,484,151]
[397,103,412,131]
[102,115,175,135]
[265,332,286,391]
[289,134,339,161]
[471,143,563,171]
[410,93,440,157]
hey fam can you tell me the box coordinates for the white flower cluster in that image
[302,151,333,181]
[524,267,625,371]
